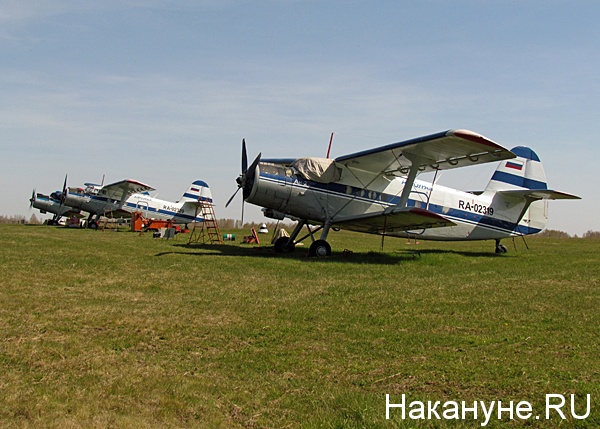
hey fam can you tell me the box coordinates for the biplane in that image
[227,130,579,255]
[59,178,212,228]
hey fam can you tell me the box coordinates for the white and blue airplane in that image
[61,179,213,228]
[228,129,579,256]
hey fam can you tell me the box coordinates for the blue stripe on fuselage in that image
[258,172,533,235]
[74,197,203,222]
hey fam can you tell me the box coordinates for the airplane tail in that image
[180,180,213,204]
[484,146,579,234]
[484,146,548,193]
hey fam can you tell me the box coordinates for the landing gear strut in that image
[495,239,507,254]
[273,220,333,257]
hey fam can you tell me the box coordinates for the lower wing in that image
[333,207,455,234]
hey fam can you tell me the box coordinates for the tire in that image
[309,239,331,257]
[495,244,507,254]
[274,237,295,253]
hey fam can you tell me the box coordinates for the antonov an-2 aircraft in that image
[29,188,83,225]
[61,179,213,228]
[228,129,579,256]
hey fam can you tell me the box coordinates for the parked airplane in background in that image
[228,130,579,255]
[60,179,213,228]
[29,188,83,225]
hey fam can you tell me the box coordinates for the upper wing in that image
[335,129,515,177]
[98,179,155,202]
[333,207,455,234]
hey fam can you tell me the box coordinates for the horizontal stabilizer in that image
[334,207,455,234]
[497,189,581,200]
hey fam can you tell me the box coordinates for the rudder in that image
[180,180,213,203]
[485,146,548,192]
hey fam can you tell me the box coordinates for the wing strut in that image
[396,153,427,210]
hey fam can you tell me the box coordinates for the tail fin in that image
[485,147,579,234]
[485,146,548,192]
[180,180,213,203]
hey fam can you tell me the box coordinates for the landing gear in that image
[86,213,100,230]
[274,236,295,253]
[309,240,331,257]
[495,239,508,254]
[273,220,333,257]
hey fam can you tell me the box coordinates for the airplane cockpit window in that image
[260,163,293,178]
[70,187,86,196]
[85,186,98,195]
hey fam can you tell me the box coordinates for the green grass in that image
[0,224,598,428]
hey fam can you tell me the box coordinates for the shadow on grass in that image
[414,248,506,258]
[154,242,503,264]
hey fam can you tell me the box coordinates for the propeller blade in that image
[58,174,68,212]
[29,189,36,209]
[225,186,241,208]
[246,152,261,180]
[62,174,68,198]
[243,152,261,200]
[241,139,248,174]
[229,139,259,226]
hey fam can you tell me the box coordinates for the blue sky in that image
[1,0,597,235]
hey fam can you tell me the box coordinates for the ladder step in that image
[187,201,224,245]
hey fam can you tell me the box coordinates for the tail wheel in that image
[495,244,507,254]
[309,240,331,257]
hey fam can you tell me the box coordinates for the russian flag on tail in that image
[506,161,523,170]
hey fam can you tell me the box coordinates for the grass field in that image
[0,224,598,428]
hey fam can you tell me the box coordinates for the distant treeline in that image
[535,229,600,239]
[1,215,598,238]
[0,215,42,225]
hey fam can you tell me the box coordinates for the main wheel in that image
[309,239,331,257]
[274,237,295,253]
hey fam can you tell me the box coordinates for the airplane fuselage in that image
[64,189,204,224]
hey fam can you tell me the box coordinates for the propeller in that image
[225,139,261,225]
[29,188,36,209]
[55,174,68,213]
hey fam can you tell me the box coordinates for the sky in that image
[1,0,598,236]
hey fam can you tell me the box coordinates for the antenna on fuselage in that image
[326,132,335,158]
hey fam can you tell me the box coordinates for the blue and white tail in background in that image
[180,180,213,204]
[485,146,579,234]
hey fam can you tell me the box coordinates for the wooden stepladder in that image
[187,202,224,245]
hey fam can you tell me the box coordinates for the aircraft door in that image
[409,190,429,209]
[274,167,294,210]
[136,200,149,215]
